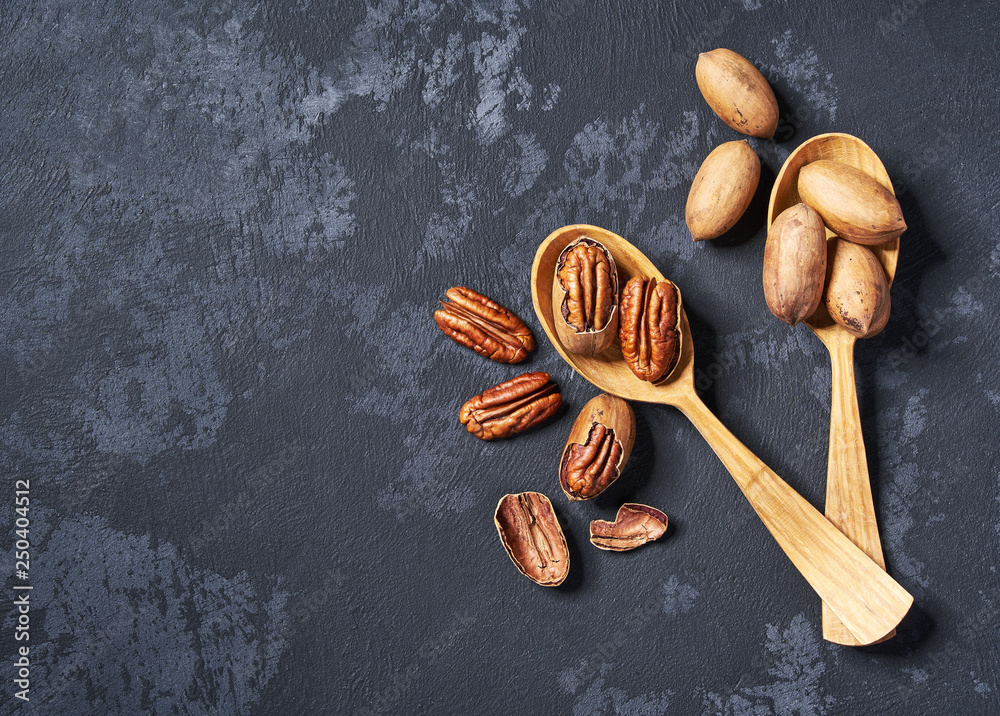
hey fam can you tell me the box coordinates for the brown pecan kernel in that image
[589,503,668,552]
[561,424,623,499]
[619,276,682,383]
[494,492,570,586]
[553,238,619,356]
[434,286,535,364]
[459,372,561,440]
[557,241,615,331]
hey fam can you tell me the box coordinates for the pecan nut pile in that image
[618,276,682,382]
[494,492,570,586]
[435,286,535,364]
[459,372,561,440]
[589,504,668,552]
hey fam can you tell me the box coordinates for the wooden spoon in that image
[531,224,911,646]
[768,133,900,645]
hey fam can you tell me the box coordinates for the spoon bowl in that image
[531,224,696,406]
[768,133,899,335]
[532,224,912,646]
[768,133,901,645]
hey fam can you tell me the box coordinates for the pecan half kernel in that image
[553,238,619,356]
[558,394,635,501]
[562,424,622,498]
[619,276,682,383]
[589,504,668,552]
[494,492,570,586]
[459,372,561,440]
[434,286,535,363]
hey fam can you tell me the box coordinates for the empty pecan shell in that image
[434,286,535,363]
[460,372,561,440]
[618,276,683,383]
[559,394,635,501]
[494,492,570,586]
[589,504,668,552]
[552,237,619,356]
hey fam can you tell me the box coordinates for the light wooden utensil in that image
[768,133,900,646]
[531,224,912,646]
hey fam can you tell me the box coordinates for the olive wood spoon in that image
[531,224,911,646]
[768,133,900,645]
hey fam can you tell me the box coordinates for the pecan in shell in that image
[589,503,668,552]
[460,372,561,440]
[558,393,635,501]
[618,276,682,383]
[553,238,619,356]
[435,286,534,364]
[494,492,569,586]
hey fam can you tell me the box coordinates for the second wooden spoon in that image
[768,133,900,645]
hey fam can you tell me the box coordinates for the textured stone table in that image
[2,1,998,714]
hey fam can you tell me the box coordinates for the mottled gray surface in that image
[1,0,998,714]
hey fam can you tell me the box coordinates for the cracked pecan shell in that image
[618,276,683,383]
[494,492,569,586]
[559,394,635,501]
[459,372,561,440]
[589,504,668,552]
[434,286,535,363]
[552,237,619,356]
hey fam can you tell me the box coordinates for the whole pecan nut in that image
[494,492,570,586]
[589,503,668,552]
[559,394,635,501]
[618,276,682,383]
[460,372,561,440]
[434,286,535,363]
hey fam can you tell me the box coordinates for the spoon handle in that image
[674,391,911,645]
[822,337,892,645]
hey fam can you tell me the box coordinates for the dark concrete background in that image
[1,0,998,713]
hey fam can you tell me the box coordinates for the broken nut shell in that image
[559,394,636,501]
[589,503,669,552]
[495,492,570,586]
